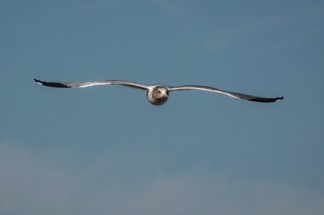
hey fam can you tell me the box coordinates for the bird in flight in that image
[34,78,284,106]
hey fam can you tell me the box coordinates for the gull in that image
[34,78,284,106]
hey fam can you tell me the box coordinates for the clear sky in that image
[1,1,323,214]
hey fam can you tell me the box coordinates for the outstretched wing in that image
[34,79,149,90]
[168,85,284,103]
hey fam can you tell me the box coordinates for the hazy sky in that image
[1,1,323,215]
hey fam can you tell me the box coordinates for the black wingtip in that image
[276,96,284,102]
[249,96,285,103]
[34,78,43,85]
[33,78,71,88]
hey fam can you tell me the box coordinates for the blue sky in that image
[0,1,323,214]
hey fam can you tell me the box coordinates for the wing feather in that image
[168,85,284,103]
[34,79,148,90]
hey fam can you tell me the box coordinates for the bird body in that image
[146,86,169,106]
[34,79,284,105]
